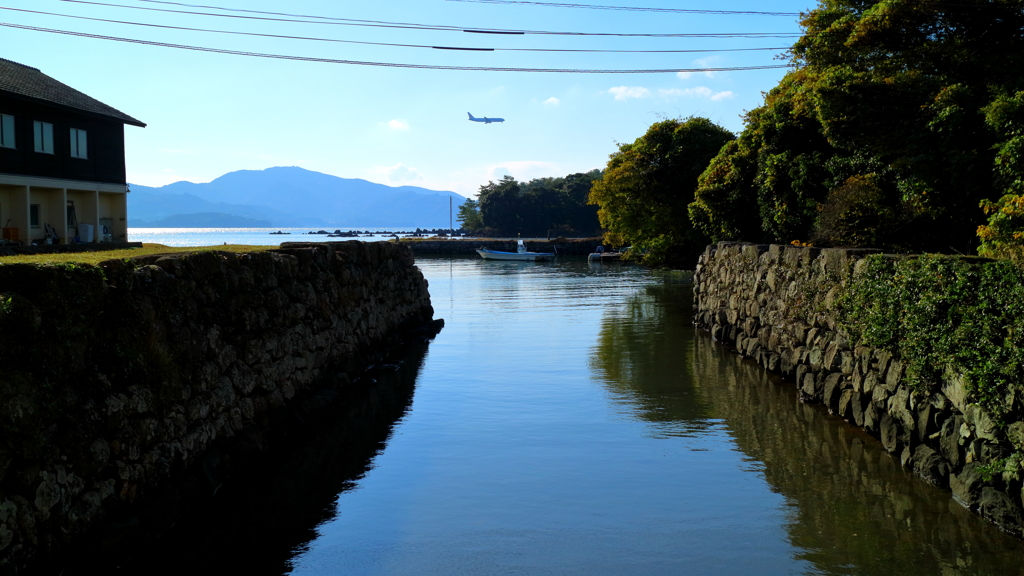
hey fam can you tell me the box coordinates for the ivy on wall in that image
[839,254,1024,421]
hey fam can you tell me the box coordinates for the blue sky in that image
[1,0,814,197]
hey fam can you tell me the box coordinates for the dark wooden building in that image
[0,57,145,244]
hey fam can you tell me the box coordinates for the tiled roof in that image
[0,58,145,127]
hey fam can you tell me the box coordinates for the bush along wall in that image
[694,242,1024,538]
[0,241,442,574]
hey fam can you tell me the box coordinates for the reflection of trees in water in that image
[592,278,1023,574]
[689,334,1024,576]
[590,281,714,434]
[106,344,429,576]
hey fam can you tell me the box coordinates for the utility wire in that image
[52,0,801,37]
[1,6,792,53]
[446,0,802,16]
[0,21,794,73]
[449,0,1024,12]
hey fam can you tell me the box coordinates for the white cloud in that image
[543,97,560,106]
[658,87,735,101]
[386,119,410,130]
[677,56,722,79]
[608,86,651,101]
[370,163,424,183]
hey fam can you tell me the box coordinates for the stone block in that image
[823,373,843,414]
[950,462,984,509]
[941,376,969,414]
[884,360,904,392]
[808,348,824,372]
[852,392,865,427]
[980,488,1024,537]
[1008,422,1024,451]
[913,445,949,488]
[852,370,864,393]
[801,373,819,401]
[821,341,840,372]
[915,403,935,445]
[840,352,855,376]
[864,402,880,434]
[872,381,891,406]
[839,390,855,421]
[862,370,879,395]
[880,413,898,453]
[964,404,999,442]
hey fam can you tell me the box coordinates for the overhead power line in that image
[0,6,792,53]
[0,21,793,73]
[53,0,801,37]
[446,0,802,16]
[448,0,1024,12]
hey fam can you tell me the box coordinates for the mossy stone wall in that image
[694,241,1024,538]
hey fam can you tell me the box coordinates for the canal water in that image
[109,256,1023,575]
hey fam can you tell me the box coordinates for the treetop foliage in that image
[589,117,734,267]
[692,0,1024,255]
[462,170,603,237]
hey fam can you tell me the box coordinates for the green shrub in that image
[840,254,1024,421]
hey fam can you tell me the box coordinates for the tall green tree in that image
[478,175,523,235]
[456,198,483,233]
[475,171,603,237]
[691,0,1024,254]
[589,117,734,267]
[691,71,836,245]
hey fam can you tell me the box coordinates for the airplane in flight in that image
[468,112,504,124]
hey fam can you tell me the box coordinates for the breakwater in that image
[398,237,601,255]
[694,242,1024,537]
[0,241,441,574]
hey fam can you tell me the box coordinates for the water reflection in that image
[590,275,714,435]
[592,280,1024,575]
[81,343,429,576]
[689,335,1024,576]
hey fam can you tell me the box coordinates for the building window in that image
[0,114,13,149]
[33,121,53,154]
[30,204,39,228]
[70,128,88,159]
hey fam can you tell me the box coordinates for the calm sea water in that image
[99,256,1024,575]
[128,227,442,247]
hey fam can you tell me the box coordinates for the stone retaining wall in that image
[0,241,440,573]
[694,241,1024,537]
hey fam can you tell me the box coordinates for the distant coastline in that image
[130,212,273,228]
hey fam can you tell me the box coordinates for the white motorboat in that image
[476,240,555,261]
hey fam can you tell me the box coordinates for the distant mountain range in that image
[129,167,467,228]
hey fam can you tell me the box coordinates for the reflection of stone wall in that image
[694,241,1024,538]
[689,334,1023,575]
[0,241,439,573]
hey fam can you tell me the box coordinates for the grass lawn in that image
[0,244,276,266]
